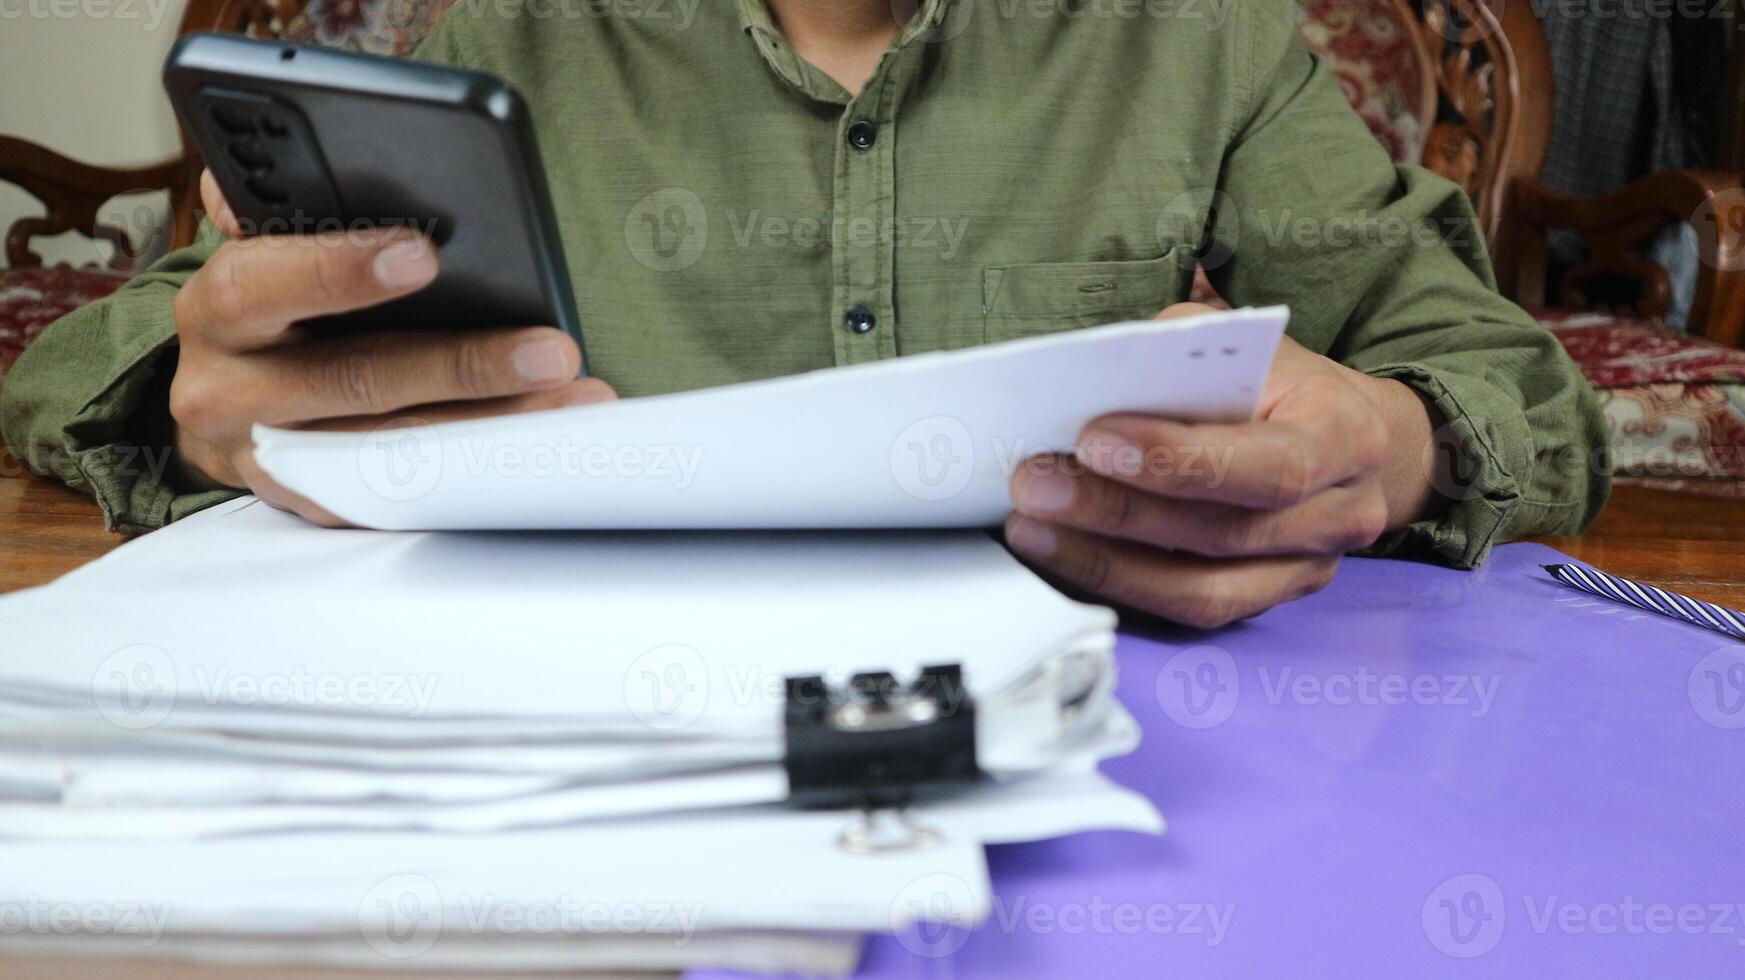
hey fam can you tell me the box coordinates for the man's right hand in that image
[170,169,616,525]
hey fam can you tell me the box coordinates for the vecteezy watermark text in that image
[1155,646,1503,730]
[726,210,971,261]
[0,0,176,27]
[357,874,703,960]
[1424,873,1745,959]
[0,899,172,947]
[991,895,1233,944]
[92,644,440,730]
[358,421,706,504]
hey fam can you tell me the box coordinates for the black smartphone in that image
[163,32,585,370]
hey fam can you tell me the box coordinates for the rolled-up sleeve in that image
[1,229,241,534]
[1206,0,1609,567]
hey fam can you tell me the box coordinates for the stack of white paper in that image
[0,500,1158,972]
[0,309,1285,974]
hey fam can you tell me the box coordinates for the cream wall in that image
[0,0,190,267]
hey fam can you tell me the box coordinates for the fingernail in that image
[1015,469,1076,512]
[373,238,437,288]
[560,380,617,406]
[513,338,573,384]
[1079,429,1143,478]
[1005,516,1057,560]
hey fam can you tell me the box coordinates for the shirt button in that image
[847,120,878,151]
[845,305,877,334]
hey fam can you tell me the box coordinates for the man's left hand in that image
[1004,302,1444,628]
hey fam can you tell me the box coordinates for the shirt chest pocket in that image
[981,249,1194,344]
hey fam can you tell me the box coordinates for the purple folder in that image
[694,543,1745,978]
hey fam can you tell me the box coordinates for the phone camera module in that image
[227,138,275,171]
[244,172,290,205]
[209,103,256,136]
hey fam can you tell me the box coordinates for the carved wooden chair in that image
[1723,2,1744,177]
[1278,0,1745,487]
[1255,0,1743,348]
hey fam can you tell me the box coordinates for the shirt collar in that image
[736,0,956,100]
[735,0,955,36]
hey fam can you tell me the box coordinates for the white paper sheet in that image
[0,702,1137,840]
[0,500,1119,741]
[252,307,1286,530]
[0,499,1114,727]
[0,929,867,977]
[0,498,1140,836]
[0,764,1161,936]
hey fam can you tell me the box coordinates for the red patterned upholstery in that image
[1538,311,1745,484]
[1296,0,1428,164]
[1536,311,1745,388]
[0,267,130,387]
[282,0,460,56]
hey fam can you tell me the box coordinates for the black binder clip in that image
[783,664,980,851]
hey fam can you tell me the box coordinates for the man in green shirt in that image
[0,0,1608,627]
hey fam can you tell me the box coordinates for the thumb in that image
[1153,302,1221,321]
[199,169,244,240]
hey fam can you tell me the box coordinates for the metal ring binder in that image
[837,808,942,854]
[782,664,980,827]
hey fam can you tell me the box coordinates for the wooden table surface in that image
[2,460,1741,606]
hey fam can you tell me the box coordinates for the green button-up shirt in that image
[0,0,1609,565]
